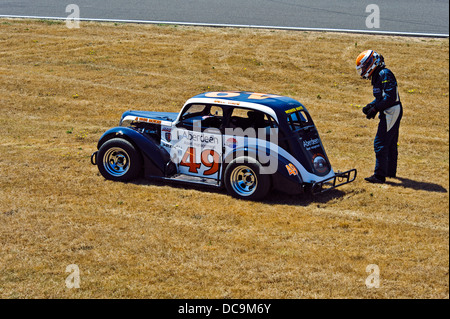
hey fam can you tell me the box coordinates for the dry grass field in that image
[0,19,448,299]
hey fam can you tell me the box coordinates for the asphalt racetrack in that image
[0,0,448,36]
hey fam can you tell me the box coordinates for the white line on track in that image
[1,14,449,38]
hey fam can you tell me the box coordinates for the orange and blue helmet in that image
[356,50,385,79]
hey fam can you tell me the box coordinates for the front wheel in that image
[97,138,142,182]
[224,158,270,201]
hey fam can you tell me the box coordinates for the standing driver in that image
[356,50,403,184]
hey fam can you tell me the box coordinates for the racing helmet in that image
[356,50,385,79]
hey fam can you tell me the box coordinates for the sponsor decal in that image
[134,117,161,124]
[225,137,238,149]
[162,127,172,142]
[303,138,321,150]
[177,131,220,145]
[213,99,241,106]
[285,106,304,114]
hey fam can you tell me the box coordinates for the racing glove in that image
[365,107,377,119]
[362,103,374,115]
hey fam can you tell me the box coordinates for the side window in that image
[227,108,275,130]
[225,108,280,140]
[201,105,224,130]
[210,106,223,117]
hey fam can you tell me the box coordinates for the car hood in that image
[121,110,179,123]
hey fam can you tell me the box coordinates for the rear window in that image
[286,110,311,131]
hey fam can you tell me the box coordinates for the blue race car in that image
[91,92,356,200]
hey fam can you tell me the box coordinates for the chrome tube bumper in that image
[311,169,357,195]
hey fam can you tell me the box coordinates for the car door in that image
[172,104,224,180]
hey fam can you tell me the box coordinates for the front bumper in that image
[91,151,98,165]
[311,169,357,195]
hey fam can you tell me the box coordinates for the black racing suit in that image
[366,66,403,178]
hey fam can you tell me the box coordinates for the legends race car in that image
[91,92,356,200]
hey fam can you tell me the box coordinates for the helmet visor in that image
[356,66,363,77]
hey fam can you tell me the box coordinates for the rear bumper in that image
[311,169,357,195]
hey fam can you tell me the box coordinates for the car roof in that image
[187,91,307,114]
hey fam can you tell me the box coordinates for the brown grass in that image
[0,19,448,299]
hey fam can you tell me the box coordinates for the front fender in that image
[97,127,170,177]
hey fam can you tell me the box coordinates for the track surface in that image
[0,0,448,35]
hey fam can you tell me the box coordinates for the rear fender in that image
[273,155,304,195]
[97,127,170,177]
[222,146,303,194]
[222,146,269,173]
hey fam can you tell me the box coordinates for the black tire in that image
[97,138,142,182]
[224,158,271,201]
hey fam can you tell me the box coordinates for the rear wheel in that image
[224,158,270,200]
[97,138,142,182]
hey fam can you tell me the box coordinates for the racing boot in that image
[364,174,385,184]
